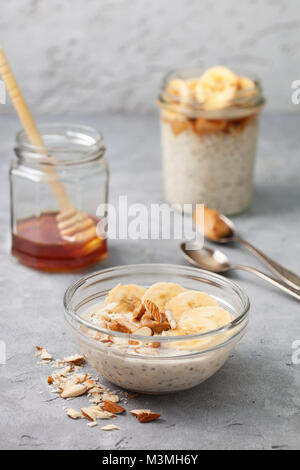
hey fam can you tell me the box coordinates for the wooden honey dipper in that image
[0,47,99,245]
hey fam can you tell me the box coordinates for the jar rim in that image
[15,122,106,166]
[157,68,265,119]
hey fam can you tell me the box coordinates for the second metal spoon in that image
[181,243,300,302]
[202,213,300,291]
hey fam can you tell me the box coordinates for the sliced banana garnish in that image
[196,66,238,109]
[142,282,186,312]
[189,306,234,328]
[105,284,146,314]
[165,290,218,322]
[167,78,190,102]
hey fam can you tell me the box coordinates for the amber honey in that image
[12,212,108,272]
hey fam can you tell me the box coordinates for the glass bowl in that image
[63,264,249,394]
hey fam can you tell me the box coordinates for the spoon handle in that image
[232,264,300,301]
[235,237,300,291]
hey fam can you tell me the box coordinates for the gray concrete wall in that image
[1,0,300,114]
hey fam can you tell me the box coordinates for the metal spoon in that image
[203,213,300,290]
[180,243,300,302]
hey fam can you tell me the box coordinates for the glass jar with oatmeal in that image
[157,66,265,215]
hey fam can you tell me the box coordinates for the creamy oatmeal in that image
[158,66,265,215]
[78,282,243,394]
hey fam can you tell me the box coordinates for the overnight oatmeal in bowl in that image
[157,66,265,215]
[64,264,249,394]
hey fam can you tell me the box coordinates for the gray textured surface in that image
[0,112,300,450]
[1,0,300,114]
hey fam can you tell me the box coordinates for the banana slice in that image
[163,322,216,351]
[178,306,233,330]
[196,66,238,109]
[166,78,190,103]
[105,284,146,314]
[237,76,256,91]
[142,283,186,312]
[165,290,218,322]
[178,312,218,334]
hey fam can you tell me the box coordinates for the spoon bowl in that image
[180,244,231,273]
[197,208,300,290]
[180,243,300,301]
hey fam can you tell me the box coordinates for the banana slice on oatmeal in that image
[178,306,233,330]
[105,284,146,314]
[190,306,234,328]
[142,282,186,312]
[165,290,218,322]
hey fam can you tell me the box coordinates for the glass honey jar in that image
[10,123,109,271]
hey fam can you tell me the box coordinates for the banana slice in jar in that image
[166,78,191,103]
[165,290,218,322]
[142,282,186,312]
[196,66,238,109]
[104,284,146,314]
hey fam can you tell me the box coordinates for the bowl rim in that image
[63,263,250,346]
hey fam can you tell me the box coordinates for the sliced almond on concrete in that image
[101,424,120,431]
[36,347,52,361]
[87,421,98,427]
[60,383,88,399]
[102,393,119,402]
[81,406,113,421]
[63,354,85,364]
[130,409,160,423]
[136,411,160,423]
[103,400,126,414]
[66,409,82,419]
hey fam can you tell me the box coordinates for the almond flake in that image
[88,421,98,427]
[165,310,177,329]
[130,408,151,416]
[130,409,160,423]
[103,400,125,414]
[63,354,85,365]
[66,409,82,419]
[60,383,88,399]
[102,393,119,402]
[132,303,145,321]
[140,315,170,334]
[81,406,113,421]
[101,424,120,431]
[144,300,161,322]
[148,342,160,348]
[39,348,52,361]
[109,318,138,334]
[133,326,153,336]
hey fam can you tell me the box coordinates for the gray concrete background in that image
[0,112,300,450]
[1,0,300,114]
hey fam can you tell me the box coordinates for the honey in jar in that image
[10,124,109,271]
